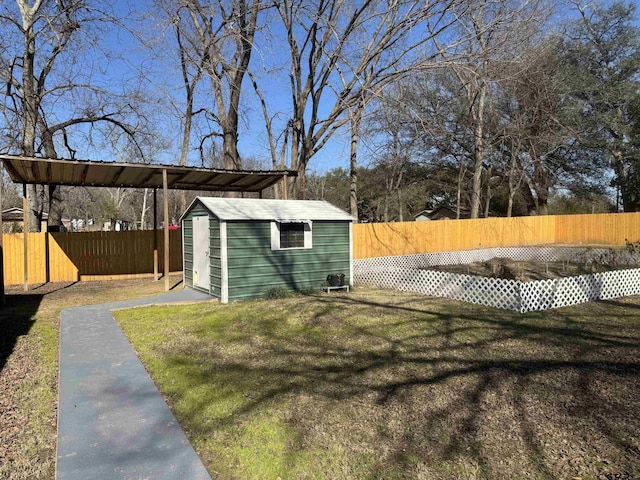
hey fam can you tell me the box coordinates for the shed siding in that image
[226,221,350,301]
[183,203,218,295]
[209,217,222,298]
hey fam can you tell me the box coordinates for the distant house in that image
[2,208,72,232]
[102,219,130,232]
[414,206,470,221]
[413,210,433,221]
[2,208,48,232]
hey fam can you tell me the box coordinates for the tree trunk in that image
[140,188,149,230]
[532,156,551,215]
[456,160,465,219]
[47,185,64,229]
[470,83,487,219]
[506,147,519,218]
[612,150,639,212]
[21,4,39,232]
[290,121,303,199]
[222,119,241,171]
[483,166,492,218]
[296,162,307,200]
[222,118,241,199]
[383,194,389,223]
[178,88,193,213]
[25,182,40,234]
[349,110,360,221]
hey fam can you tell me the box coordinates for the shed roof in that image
[186,197,354,222]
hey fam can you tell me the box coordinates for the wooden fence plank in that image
[4,212,640,284]
[353,212,640,259]
[2,229,183,286]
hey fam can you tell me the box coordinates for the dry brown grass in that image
[0,275,183,480]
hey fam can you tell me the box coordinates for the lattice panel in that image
[356,267,521,311]
[520,275,599,312]
[600,268,640,299]
[354,248,640,312]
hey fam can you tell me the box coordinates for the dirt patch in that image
[424,257,636,281]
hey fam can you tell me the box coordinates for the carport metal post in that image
[163,169,169,292]
[153,187,158,281]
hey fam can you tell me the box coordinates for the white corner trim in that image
[220,221,229,303]
[349,222,353,286]
[181,219,185,287]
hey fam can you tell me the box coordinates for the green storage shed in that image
[180,197,354,302]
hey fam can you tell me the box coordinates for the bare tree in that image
[430,0,551,218]
[169,0,262,173]
[495,42,573,216]
[272,0,459,199]
[0,0,152,230]
[363,85,421,222]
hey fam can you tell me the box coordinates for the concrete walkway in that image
[57,288,214,480]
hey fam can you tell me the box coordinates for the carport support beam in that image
[153,188,158,281]
[163,169,169,292]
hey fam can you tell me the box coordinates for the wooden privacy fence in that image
[4,212,640,284]
[353,212,640,259]
[2,230,183,286]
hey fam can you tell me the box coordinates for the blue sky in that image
[101,0,355,174]
[6,0,630,176]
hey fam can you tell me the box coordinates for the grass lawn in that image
[0,275,184,480]
[115,288,640,480]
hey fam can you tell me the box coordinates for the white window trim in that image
[271,220,313,250]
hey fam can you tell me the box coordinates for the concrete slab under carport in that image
[57,288,214,480]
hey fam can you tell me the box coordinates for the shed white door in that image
[192,215,210,291]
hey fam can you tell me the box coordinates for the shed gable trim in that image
[182,197,354,222]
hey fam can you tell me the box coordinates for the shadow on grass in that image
[148,292,640,479]
[0,281,79,373]
[0,292,44,373]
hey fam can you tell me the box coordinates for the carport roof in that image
[0,155,296,192]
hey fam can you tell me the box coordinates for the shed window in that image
[271,221,312,250]
[280,223,305,248]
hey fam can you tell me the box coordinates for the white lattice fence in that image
[354,247,640,312]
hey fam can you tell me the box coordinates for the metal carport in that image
[0,155,296,303]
